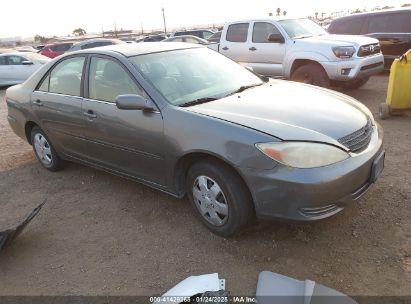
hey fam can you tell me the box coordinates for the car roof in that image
[331,8,411,21]
[46,42,73,46]
[75,38,123,45]
[0,52,29,57]
[227,16,302,23]
[73,42,202,57]
[167,35,203,39]
[175,29,213,32]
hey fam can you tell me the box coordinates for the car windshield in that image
[279,19,327,39]
[129,48,262,106]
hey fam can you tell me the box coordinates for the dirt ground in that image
[0,76,410,296]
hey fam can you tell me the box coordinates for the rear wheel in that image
[31,127,65,171]
[291,63,330,88]
[186,160,254,237]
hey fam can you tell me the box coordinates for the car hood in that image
[185,81,371,148]
[304,34,379,47]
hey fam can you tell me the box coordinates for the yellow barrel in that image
[386,50,411,110]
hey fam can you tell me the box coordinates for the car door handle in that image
[83,110,97,118]
[249,47,257,51]
[33,99,43,106]
[222,46,229,51]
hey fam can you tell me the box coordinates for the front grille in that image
[338,118,373,153]
[358,43,381,57]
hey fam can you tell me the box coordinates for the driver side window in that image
[252,22,282,43]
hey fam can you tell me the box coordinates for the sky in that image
[0,0,408,38]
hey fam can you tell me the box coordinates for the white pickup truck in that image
[208,18,384,89]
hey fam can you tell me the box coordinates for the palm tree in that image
[315,12,319,19]
[277,8,281,16]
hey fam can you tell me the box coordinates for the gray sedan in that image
[5,43,385,236]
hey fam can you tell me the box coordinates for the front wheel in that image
[186,160,254,237]
[291,63,330,88]
[31,126,66,171]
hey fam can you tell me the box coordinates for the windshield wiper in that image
[179,97,217,107]
[224,83,263,97]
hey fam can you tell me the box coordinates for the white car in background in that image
[0,52,49,86]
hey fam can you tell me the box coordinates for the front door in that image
[247,22,286,76]
[82,56,166,186]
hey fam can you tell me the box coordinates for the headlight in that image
[255,142,350,168]
[332,46,356,58]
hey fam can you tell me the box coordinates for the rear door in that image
[246,21,286,76]
[31,55,86,158]
[81,55,166,185]
[220,22,252,63]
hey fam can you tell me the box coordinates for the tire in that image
[379,103,390,120]
[340,77,370,90]
[30,126,66,171]
[291,63,330,88]
[186,159,254,237]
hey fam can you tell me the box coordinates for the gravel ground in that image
[0,75,410,296]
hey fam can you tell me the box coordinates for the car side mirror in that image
[22,61,34,65]
[116,94,156,111]
[268,33,285,43]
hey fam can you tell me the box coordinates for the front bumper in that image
[239,125,384,221]
[321,53,384,81]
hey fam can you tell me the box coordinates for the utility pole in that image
[162,7,167,35]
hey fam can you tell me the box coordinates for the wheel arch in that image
[286,52,330,78]
[25,121,39,145]
[173,151,255,205]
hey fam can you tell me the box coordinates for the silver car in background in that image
[0,52,49,86]
[67,38,125,52]
[5,43,384,236]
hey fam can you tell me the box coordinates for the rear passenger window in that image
[88,57,146,103]
[253,22,282,43]
[226,23,249,42]
[49,57,85,96]
[0,57,6,65]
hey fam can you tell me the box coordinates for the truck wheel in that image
[186,159,254,237]
[291,63,330,88]
[31,126,66,171]
[379,103,390,120]
[341,77,370,90]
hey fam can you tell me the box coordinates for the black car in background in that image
[328,9,411,69]
[137,35,167,42]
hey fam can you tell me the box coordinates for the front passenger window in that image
[49,57,85,96]
[88,57,146,103]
